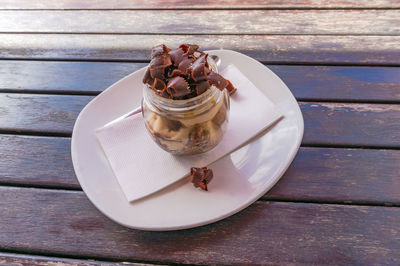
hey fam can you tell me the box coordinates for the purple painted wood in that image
[1,35,400,65]
[266,147,400,204]
[0,187,399,265]
[1,61,400,103]
[0,60,145,94]
[0,135,76,188]
[269,65,400,102]
[0,3,399,265]
[1,94,399,147]
[301,102,400,147]
[0,94,92,135]
[0,252,135,265]
[2,0,400,9]
[1,10,399,35]
[1,135,399,204]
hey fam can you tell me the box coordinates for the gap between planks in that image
[2,8,400,11]
[0,183,399,208]
[3,57,400,67]
[1,97,400,150]
[0,10,399,35]
[2,32,400,37]
[2,0,400,10]
[0,249,163,266]
[1,89,400,104]
[2,127,400,150]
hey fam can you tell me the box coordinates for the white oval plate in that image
[71,50,304,231]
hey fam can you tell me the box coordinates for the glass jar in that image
[141,83,230,155]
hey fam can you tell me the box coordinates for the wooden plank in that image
[0,252,143,265]
[302,102,400,147]
[266,147,400,204]
[0,94,92,135]
[0,10,399,35]
[1,134,399,204]
[2,61,400,102]
[0,187,399,264]
[1,0,400,9]
[2,34,400,65]
[0,94,399,147]
[0,135,76,188]
[269,65,400,102]
[0,60,145,94]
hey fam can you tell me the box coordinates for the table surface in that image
[1,1,400,265]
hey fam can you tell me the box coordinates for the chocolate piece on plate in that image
[190,167,214,191]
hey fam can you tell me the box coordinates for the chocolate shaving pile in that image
[190,167,214,191]
[143,44,236,100]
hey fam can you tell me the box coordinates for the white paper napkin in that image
[96,64,283,202]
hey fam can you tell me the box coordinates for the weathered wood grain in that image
[269,65,400,102]
[0,187,399,264]
[1,4,398,265]
[0,60,146,94]
[2,0,400,9]
[0,135,76,188]
[302,102,400,147]
[2,61,400,102]
[1,134,399,204]
[2,34,400,65]
[0,252,142,266]
[1,94,399,147]
[266,147,400,204]
[0,94,92,135]
[1,10,399,34]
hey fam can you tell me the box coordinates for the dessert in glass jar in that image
[142,44,236,155]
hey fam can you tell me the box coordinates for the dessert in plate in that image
[71,46,301,230]
[141,44,236,155]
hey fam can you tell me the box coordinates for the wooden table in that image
[1,1,400,265]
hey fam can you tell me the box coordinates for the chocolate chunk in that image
[178,57,193,74]
[169,48,186,66]
[150,52,172,67]
[152,78,167,92]
[144,44,173,88]
[150,58,171,79]
[194,80,210,95]
[149,66,164,80]
[166,76,191,98]
[180,44,200,57]
[169,68,185,78]
[207,71,237,95]
[225,80,237,95]
[190,54,209,82]
[151,44,170,58]
[190,167,213,191]
[142,68,152,84]
[207,71,228,89]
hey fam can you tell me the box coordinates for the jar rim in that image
[143,84,223,113]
